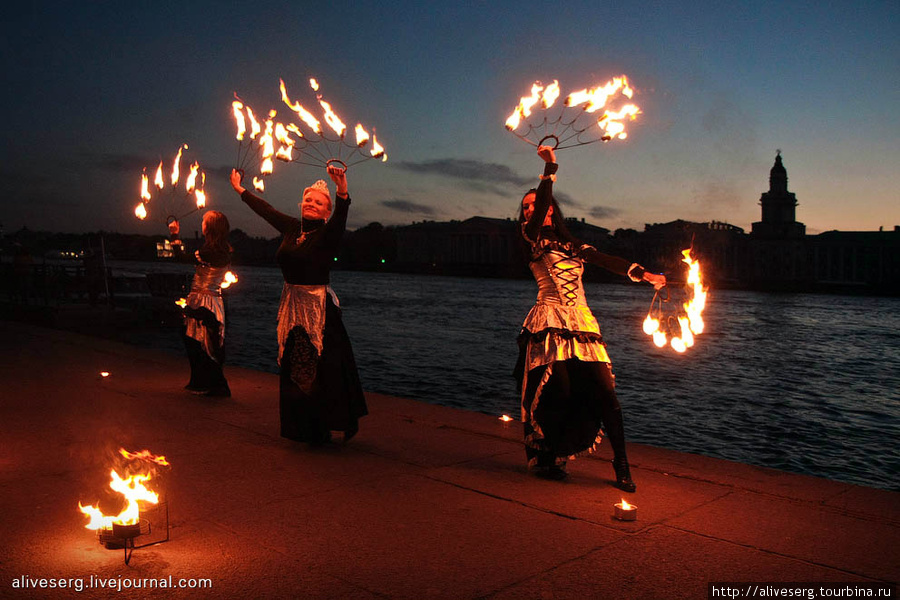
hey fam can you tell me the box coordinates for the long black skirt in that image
[182,306,229,395]
[279,296,368,443]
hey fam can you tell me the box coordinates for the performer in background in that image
[183,210,233,397]
[515,145,665,489]
[229,165,367,444]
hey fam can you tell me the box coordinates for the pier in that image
[0,319,897,599]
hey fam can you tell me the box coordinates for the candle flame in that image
[499,414,513,422]
[100,371,110,378]
[619,498,634,510]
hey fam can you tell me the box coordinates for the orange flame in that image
[499,414,513,422]
[252,176,265,192]
[309,78,319,92]
[119,448,170,466]
[260,115,275,174]
[618,498,635,510]
[275,122,295,161]
[505,81,546,131]
[220,270,238,289]
[541,80,561,109]
[370,132,385,158]
[598,104,641,141]
[140,169,152,202]
[134,203,147,220]
[171,144,187,187]
[195,188,206,209]
[246,106,261,140]
[565,76,633,113]
[154,161,165,190]
[232,100,246,141]
[280,78,322,134]
[78,469,159,530]
[355,123,370,147]
[185,162,200,193]
[642,248,707,352]
[175,298,187,308]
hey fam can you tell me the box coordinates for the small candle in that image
[614,499,637,521]
[498,415,513,423]
[100,372,110,378]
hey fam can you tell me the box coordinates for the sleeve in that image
[240,190,297,234]
[321,194,350,251]
[578,244,646,281]
[522,162,559,244]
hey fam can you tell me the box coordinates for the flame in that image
[309,78,319,92]
[185,162,200,193]
[275,122,295,161]
[135,203,147,220]
[78,469,159,530]
[355,124,370,147]
[154,161,165,190]
[505,81,546,131]
[499,414,513,422]
[220,270,238,289]
[100,371,110,378]
[642,248,707,352]
[246,106,262,140]
[541,80,561,109]
[140,170,152,202]
[171,144,187,187]
[252,176,265,192]
[195,188,206,209]
[232,100,246,141]
[370,132,385,158]
[280,78,322,134]
[259,115,275,174]
[505,107,522,131]
[598,104,641,141]
[565,76,632,113]
[119,448,170,466]
[175,298,187,308]
[286,123,304,139]
[619,498,634,510]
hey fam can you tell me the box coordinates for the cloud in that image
[587,205,622,219]
[395,158,532,187]
[381,199,437,216]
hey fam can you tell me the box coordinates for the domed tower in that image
[751,151,806,239]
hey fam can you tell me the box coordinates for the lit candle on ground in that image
[614,498,637,521]
[100,372,110,378]
[499,414,513,422]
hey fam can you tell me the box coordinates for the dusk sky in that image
[2,1,898,239]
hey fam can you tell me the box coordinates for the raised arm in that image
[230,169,296,234]
[523,145,558,242]
[321,164,350,250]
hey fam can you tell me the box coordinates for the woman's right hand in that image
[230,169,245,194]
[537,144,556,164]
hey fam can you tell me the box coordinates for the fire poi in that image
[133,144,209,228]
[505,76,640,150]
[78,448,171,564]
[231,77,388,193]
[642,248,709,353]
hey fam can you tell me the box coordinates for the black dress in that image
[240,190,368,443]
[515,162,645,481]
[182,247,231,396]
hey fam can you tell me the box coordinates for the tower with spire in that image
[751,150,806,239]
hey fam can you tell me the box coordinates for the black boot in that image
[613,456,636,493]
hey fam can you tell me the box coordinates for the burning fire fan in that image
[133,144,209,227]
[232,77,387,193]
[642,248,709,353]
[504,76,640,150]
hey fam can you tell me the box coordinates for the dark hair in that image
[201,211,233,255]
[517,189,579,249]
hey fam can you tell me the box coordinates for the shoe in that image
[613,457,636,493]
[184,383,207,393]
[547,465,568,481]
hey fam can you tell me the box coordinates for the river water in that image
[121,262,900,492]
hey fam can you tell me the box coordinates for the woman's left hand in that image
[327,164,348,197]
[644,272,667,290]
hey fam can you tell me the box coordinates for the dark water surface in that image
[124,263,900,492]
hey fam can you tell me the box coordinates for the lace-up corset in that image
[529,241,587,307]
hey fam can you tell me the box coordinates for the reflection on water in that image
[126,262,900,491]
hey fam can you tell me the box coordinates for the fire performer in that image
[182,210,233,397]
[229,165,367,444]
[514,145,665,489]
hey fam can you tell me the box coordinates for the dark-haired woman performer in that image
[183,210,233,397]
[230,165,367,444]
[514,145,665,490]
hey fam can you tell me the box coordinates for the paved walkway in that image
[0,319,897,599]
